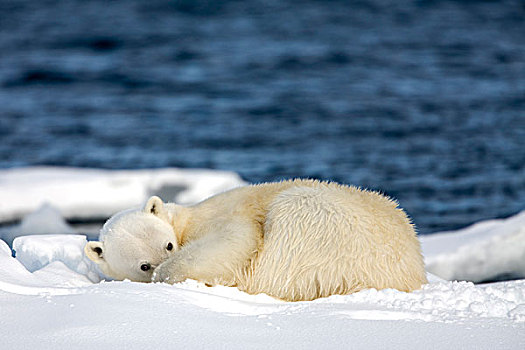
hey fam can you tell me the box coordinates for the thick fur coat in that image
[86,179,427,301]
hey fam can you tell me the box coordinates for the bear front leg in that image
[152,219,261,286]
[152,253,191,284]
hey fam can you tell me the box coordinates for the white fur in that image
[86,179,427,301]
[85,206,178,282]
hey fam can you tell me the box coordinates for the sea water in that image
[0,0,523,233]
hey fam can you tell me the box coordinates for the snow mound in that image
[0,239,91,295]
[325,280,525,323]
[13,234,102,283]
[421,211,525,282]
[1,203,76,245]
[17,203,74,235]
[0,239,39,288]
[160,278,525,323]
[32,261,94,287]
[0,166,246,223]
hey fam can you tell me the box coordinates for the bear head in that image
[84,196,178,282]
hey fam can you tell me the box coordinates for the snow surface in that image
[1,235,524,349]
[421,211,525,283]
[0,167,524,349]
[0,166,246,223]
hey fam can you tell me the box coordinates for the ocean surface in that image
[0,0,524,234]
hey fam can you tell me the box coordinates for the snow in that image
[0,166,246,223]
[1,235,524,349]
[1,203,76,246]
[13,234,102,283]
[421,211,525,283]
[0,167,524,349]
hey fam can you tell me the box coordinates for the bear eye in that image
[140,263,151,272]
[166,242,173,251]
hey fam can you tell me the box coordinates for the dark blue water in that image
[0,0,524,234]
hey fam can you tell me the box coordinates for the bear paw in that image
[151,259,186,284]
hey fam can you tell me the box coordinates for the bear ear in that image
[84,242,105,264]
[144,196,164,216]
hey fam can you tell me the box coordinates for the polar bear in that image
[85,179,427,301]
